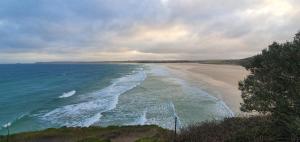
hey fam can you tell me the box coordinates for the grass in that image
[0,125,170,142]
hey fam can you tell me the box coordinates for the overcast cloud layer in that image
[0,0,299,63]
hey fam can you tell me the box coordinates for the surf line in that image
[170,101,182,129]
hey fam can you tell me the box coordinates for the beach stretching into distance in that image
[163,63,249,114]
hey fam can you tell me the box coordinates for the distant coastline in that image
[35,58,251,66]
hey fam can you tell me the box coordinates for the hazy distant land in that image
[35,58,250,66]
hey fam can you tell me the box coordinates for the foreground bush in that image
[239,32,300,137]
[176,115,298,142]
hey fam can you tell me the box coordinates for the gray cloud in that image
[0,0,299,63]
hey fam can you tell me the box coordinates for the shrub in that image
[239,32,300,138]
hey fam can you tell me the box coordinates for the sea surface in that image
[0,64,233,134]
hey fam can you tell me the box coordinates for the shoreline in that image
[161,63,249,114]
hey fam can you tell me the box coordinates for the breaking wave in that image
[41,69,147,127]
[59,90,76,98]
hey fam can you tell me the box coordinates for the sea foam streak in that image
[3,122,11,128]
[59,90,76,98]
[138,111,147,125]
[0,114,27,131]
[126,110,147,126]
[41,68,147,127]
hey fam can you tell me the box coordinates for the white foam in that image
[147,65,235,121]
[168,76,235,118]
[81,113,103,127]
[137,111,147,125]
[0,114,28,131]
[125,111,148,126]
[59,90,76,98]
[41,68,147,127]
[3,122,11,128]
[216,100,235,117]
[170,102,182,128]
[143,102,178,130]
[146,64,170,76]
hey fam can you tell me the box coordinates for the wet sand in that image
[163,63,249,114]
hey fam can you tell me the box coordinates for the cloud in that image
[0,0,299,63]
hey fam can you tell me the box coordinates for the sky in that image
[0,0,299,63]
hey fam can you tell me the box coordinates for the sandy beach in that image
[163,63,249,114]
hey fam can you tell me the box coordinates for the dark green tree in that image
[239,32,300,136]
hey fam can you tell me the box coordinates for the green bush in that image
[239,32,300,137]
[176,116,279,142]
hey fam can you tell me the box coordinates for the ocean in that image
[0,64,233,134]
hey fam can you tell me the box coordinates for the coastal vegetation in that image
[239,32,300,138]
[177,32,300,141]
[0,125,170,142]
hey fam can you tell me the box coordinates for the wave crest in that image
[41,68,147,127]
[59,90,76,98]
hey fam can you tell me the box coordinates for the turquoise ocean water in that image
[0,64,233,134]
